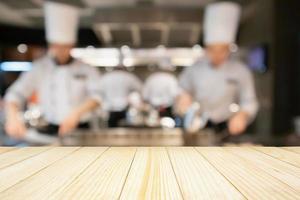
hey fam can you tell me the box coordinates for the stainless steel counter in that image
[59,128,228,146]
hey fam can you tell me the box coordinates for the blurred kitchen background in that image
[0,0,299,146]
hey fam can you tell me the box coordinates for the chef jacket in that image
[4,55,102,125]
[143,72,179,108]
[99,70,142,112]
[179,58,258,123]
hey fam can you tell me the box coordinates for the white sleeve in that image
[179,67,194,94]
[238,68,259,121]
[4,64,40,106]
[86,67,102,104]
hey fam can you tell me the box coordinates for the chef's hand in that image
[228,112,249,135]
[175,92,193,116]
[5,113,27,139]
[59,110,81,136]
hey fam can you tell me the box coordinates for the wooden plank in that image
[120,147,183,200]
[282,147,300,154]
[0,147,79,193]
[0,147,16,155]
[0,147,108,200]
[0,147,51,170]
[0,146,299,199]
[167,147,245,200]
[196,147,300,199]
[253,147,300,168]
[226,147,300,191]
[50,147,136,200]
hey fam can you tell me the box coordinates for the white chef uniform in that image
[4,2,102,125]
[179,58,258,123]
[143,72,179,108]
[4,56,102,125]
[99,70,142,112]
[179,2,258,124]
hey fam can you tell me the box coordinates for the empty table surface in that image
[0,147,300,199]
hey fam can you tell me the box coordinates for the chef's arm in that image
[175,90,193,116]
[237,70,259,123]
[5,102,30,139]
[6,101,21,118]
[86,66,103,107]
[4,67,39,138]
[176,68,194,116]
[59,98,100,136]
[59,67,102,135]
[4,66,39,107]
[228,69,259,135]
[4,101,27,138]
[72,98,100,117]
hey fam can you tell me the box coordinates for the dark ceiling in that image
[0,0,255,47]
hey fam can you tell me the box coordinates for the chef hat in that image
[203,2,241,45]
[44,1,79,44]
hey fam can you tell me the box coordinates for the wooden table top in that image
[0,147,300,199]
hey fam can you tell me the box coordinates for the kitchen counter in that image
[24,128,233,146]
[0,147,299,199]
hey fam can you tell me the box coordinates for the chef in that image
[177,2,258,135]
[4,1,102,138]
[143,60,179,118]
[99,67,142,127]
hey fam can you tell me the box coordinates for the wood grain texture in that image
[0,147,51,170]
[0,147,108,200]
[283,147,300,154]
[226,147,300,191]
[0,147,79,193]
[0,147,16,155]
[52,147,136,200]
[197,147,300,199]
[253,147,300,168]
[120,147,183,200]
[0,147,300,199]
[167,147,245,200]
